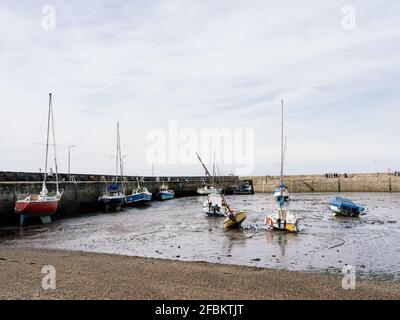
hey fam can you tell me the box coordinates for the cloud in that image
[0,0,399,176]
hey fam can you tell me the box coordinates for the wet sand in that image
[0,246,399,300]
[2,193,399,282]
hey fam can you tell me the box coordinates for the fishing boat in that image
[158,183,175,201]
[98,122,126,211]
[202,194,227,217]
[222,195,247,229]
[125,180,152,205]
[273,100,290,201]
[15,93,62,226]
[234,181,253,195]
[329,197,365,217]
[197,185,222,195]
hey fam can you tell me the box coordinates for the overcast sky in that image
[0,0,399,176]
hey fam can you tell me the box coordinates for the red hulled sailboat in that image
[15,93,62,226]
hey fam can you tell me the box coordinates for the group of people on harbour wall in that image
[325,173,349,178]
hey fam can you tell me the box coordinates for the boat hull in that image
[197,188,222,195]
[329,197,364,217]
[264,211,299,233]
[98,195,125,212]
[204,211,226,217]
[15,200,59,226]
[15,200,59,215]
[125,193,152,205]
[273,191,290,201]
[224,211,247,229]
[159,192,174,201]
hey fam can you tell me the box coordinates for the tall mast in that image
[280,100,284,185]
[115,122,119,183]
[43,93,52,188]
[50,93,60,195]
[117,122,125,193]
[196,153,212,177]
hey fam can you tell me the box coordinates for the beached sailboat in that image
[158,182,175,201]
[125,179,152,205]
[265,100,299,233]
[329,197,365,217]
[98,122,126,211]
[221,195,247,229]
[15,93,62,226]
[273,101,290,201]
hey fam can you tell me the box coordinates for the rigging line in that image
[50,93,60,194]
[43,93,52,187]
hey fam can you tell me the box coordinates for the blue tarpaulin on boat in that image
[106,184,120,191]
[329,197,364,215]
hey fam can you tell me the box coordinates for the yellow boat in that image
[224,211,247,229]
[264,208,299,233]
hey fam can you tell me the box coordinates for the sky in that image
[0,0,399,176]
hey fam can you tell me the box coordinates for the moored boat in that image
[197,185,222,195]
[15,93,62,226]
[158,183,175,201]
[224,211,247,229]
[264,100,299,233]
[202,194,227,217]
[125,181,152,205]
[98,122,126,212]
[234,181,253,195]
[273,185,290,200]
[265,207,299,232]
[99,183,125,211]
[273,100,290,202]
[329,197,364,217]
[222,195,247,229]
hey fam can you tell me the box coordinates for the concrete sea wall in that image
[240,173,400,193]
[0,171,241,224]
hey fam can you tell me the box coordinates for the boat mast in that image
[279,100,285,208]
[117,122,125,193]
[50,93,60,196]
[42,93,52,191]
[196,153,212,178]
[280,100,284,187]
[115,122,119,184]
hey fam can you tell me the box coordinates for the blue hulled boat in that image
[202,194,226,217]
[158,184,175,201]
[329,197,365,217]
[125,182,152,205]
[98,183,126,210]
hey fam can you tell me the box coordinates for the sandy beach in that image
[0,246,399,300]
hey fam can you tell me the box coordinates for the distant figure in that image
[49,168,54,177]
[39,168,42,174]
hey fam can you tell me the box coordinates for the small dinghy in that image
[329,197,364,217]
[202,194,226,217]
